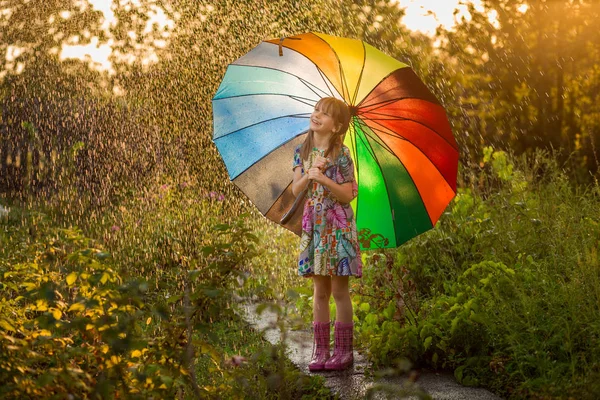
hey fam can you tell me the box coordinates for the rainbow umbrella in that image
[212,32,458,249]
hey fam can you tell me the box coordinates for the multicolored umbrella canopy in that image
[212,32,458,249]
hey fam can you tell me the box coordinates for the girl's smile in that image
[310,107,337,134]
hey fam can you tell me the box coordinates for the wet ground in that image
[240,302,503,400]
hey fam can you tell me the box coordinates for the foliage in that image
[441,0,600,179]
[0,210,188,398]
[0,199,331,399]
[354,148,600,399]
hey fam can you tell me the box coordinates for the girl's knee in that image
[313,291,330,303]
[331,288,350,303]
[313,276,331,294]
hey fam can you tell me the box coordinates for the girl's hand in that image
[307,167,326,184]
[312,155,329,170]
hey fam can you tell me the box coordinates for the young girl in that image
[291,97,362,372]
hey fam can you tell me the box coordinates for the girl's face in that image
[310,105,339,136]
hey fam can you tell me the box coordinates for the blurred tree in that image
[440,0,600,177]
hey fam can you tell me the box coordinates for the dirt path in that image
[240,302,503,400]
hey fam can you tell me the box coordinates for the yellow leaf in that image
[101,345,109,354]
[111,355,121,365]
[100,272,109,284]
[131,350,142,358]
[68,303,85,312]
[159,384,167,389]
[0,320,16,332]
[146,317,152,325]
[86,324,94,330]
[39,329,52,337]
[52,309,62,320]
[36,300,48,312]
[22,282,36,291]
[66,272,77,286]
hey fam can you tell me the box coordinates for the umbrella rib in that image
[213,111,310,141]
[353,119,407,239]
[359,88,433,110]
[212,92,319,103]
[348,119,361,228]
[356,118,435,229]
[310,32,348,101]
[316,67,342,99]
[264,180,290,217]
[358,117,457,193]
[227,130,309,183]
[298,76,334,99]
[356,66,418,108]
[354,117,396,157]
[228,62,336,99]
[356,98,398,113]
[360,100,442,118]
[266,35,344,100]
[361,109,459,152]
[351,41,367,106]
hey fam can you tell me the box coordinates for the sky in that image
[398,0,485,35]
[57,0,490,74]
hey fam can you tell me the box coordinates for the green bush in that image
[355,148,600,399]
[1,183,334,399]
[0,211,185,398]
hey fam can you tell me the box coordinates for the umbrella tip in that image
[348,105,359,116]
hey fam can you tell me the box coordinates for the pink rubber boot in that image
[308,321,331,371]
[324,321,353,370]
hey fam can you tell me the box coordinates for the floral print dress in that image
[293,145,362,278]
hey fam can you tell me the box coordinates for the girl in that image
[291,97,362,372]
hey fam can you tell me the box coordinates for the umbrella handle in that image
[280,188,307,224]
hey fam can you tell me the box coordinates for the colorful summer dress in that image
[292,144,362,278]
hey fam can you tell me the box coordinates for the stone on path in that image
[240,302,503,400]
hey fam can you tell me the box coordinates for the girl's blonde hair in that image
[300,97,351,161]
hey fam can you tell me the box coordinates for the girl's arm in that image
[292,167,310,196]
[322,178,355,204]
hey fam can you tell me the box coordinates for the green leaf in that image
[203,289,221,298]
[423,336,433,350]
[167,294,182,304]
[454,365,466,382]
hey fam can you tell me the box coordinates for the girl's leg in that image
[325,276,354,370]
[312,275,332,322]
[309,276,332,371]
[331,276,352,323]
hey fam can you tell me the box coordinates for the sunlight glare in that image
[58,0,176,74]
[396,0,494,35]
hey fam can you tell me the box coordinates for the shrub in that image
[355,148,600,399]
